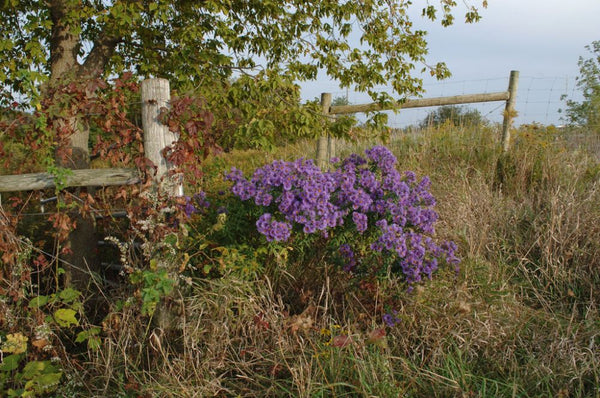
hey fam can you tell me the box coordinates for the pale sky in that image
[301,0,600,126]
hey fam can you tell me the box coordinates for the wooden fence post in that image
[316,93,332,168]
[328,114,336,163]
[501,70,519,152]
[141,78,183,196]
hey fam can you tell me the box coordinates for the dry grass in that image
[56,125,600,397]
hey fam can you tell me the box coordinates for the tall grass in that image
[60,124,599,397]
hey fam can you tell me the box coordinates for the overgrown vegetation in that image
[2,118,598,397]
[1,7,598,396]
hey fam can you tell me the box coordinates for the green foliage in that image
[561,41,600,130]
[221,71,323,150]
[75,327,101,351]
[0,285,87,396]
[45,165,74,192]
[332,95,350,107]
[135,267,175,316]
[0,0,486,105]
[178,194,271,280]
[419,105,487,128]
[162,70,325,156]
[0,230,100,397]
[0,349,63,398]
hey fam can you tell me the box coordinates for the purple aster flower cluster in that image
[226,146,460,286]
[339,243,357,272]
[256,213,292,242]
[179,192,211,218]
[226,158,344,236]
[382,310,401,327]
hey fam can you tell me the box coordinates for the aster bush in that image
[225,146,459,288]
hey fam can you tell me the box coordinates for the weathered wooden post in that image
[328,116,336,163]
[316,93,332,168]
[140,78,184,335]
[501,70,519,152]
[141,78,183,196]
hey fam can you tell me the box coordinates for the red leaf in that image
[331,335,353,348]
[253,313,270,330]
[366,328,386,346]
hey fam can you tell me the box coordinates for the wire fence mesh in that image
[320,74,592,129]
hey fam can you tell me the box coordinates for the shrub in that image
[561,40,600,131]
[225,146,459,289]
[419,105,487,128]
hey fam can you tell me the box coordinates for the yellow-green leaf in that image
[53,308,79,327]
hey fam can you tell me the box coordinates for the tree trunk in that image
[55,118,98,291]
[49,0,80,79]
[48,0,119,293]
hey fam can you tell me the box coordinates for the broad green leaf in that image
[28,295,49,308]
[75,327,101,343]
[87,336,101,351]
[23,371,62,395]
[58,287,81,303]
[0,354,23,371]
[53,308,79,327]
[21,360,58,379]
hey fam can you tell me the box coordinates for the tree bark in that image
[48,0,120,292]
[49,0,80,78]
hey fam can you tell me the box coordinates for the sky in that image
[300,0,600,127]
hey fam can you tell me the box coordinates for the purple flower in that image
[352,211,368,233]
[256,213,291,242]
[365,146,397,173]
[339,243,357,271]
[179,192,210,217]
[182,200,197,217]
[226,146,459,287]
[382,310,400,327]
[217,206,227,214]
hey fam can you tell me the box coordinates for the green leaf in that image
[75,331,88,343]
[87,336,101,351]
[53,308,79,327]
[21,360,57,380]
[28,295,49,308]
[164,233,178,248]
[23,371,62,395]
[58,287,81,303]
[0,354,22,372]
[7,388,25,397]
[75,327,101,343]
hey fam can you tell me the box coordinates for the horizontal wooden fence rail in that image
[328,91,511,115]
[0,168,140,193]
[315,70,520,167]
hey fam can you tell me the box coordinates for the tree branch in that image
[79,34,122,79]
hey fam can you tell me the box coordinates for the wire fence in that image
[323,75,588,129]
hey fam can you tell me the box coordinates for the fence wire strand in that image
[327,74,584,128]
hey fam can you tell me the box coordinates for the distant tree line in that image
[419,105,487,128]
